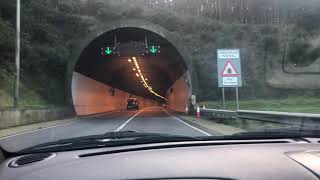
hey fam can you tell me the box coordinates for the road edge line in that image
[164,110,211,136]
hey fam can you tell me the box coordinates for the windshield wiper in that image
[18,131,199,154]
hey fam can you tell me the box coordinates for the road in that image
[0,107,212,152]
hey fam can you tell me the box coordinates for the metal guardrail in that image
[238,110,320,118]
[199,108,237,120]
[198,108,320,125]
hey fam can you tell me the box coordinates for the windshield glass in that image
[1,0,320,152]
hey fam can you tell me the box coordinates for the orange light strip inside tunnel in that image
[128,57,167,101]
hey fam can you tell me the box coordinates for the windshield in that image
[1,0,320,153]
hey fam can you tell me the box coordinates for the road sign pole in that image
[222,88,226,109]
[236,87,239,110]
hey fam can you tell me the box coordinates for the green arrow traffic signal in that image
[149,46,157,54]
[105,47,112,55]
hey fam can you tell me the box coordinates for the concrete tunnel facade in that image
[66,20,198,115]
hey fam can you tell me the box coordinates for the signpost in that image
[217,49,242,110]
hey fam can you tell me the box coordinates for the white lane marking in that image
[164,110,211,136]
[0,119,81,140]
[0,108,154,139]
[115,107,154,132]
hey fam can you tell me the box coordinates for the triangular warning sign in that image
[221,60,239,77]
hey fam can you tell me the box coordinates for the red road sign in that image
[220,60,239,77]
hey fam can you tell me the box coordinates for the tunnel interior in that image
[72,27,191,115]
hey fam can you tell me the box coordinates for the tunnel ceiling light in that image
[133,68,136,71]
[128,58,132,62]
[130,57,166,101]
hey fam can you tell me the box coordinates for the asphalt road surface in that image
[0,107,211,152]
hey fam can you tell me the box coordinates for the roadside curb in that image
[77,109,125,119]
[174,115,222,136]
[0,109,135,139]
[177,114,245,135]
[163,109,219,136]
[0,117,79,139]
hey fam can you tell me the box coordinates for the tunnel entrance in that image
[71,27,192,115]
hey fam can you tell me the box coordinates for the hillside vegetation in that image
[1,0,320,108]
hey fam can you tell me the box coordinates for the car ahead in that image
[127,98,139,110]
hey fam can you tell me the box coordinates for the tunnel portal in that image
[71,27,192,115]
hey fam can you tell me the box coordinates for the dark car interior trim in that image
[79,140,290,158]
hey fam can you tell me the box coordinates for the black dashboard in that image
[1,138,320,180]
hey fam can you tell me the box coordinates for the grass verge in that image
[200,96,320,113]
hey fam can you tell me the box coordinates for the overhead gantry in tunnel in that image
[71,27,193,115]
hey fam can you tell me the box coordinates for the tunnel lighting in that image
[130,56,167,101]
[128,58,132,62]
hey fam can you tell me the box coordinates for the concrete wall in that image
[267,58,320,90]
[0,107,75,130]
[72,72,155,115]
[166,73,190,113]
[0,72,156,130]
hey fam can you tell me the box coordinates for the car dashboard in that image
[1,138,320,180]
